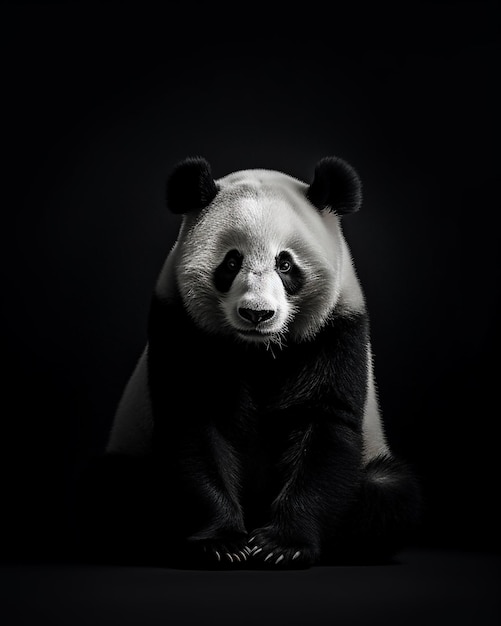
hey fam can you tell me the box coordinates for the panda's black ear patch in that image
[167,156,219,214]
[307,156,362,215]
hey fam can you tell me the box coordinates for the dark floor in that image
[1,549,499,626]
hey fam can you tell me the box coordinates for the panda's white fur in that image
[107,168,390,465]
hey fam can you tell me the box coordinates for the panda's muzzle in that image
[238,307,275,325]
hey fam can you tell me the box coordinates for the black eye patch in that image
[214,249,243,292]
[276,251,304,295]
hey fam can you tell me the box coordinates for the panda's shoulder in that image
[324,308,370,339]
[148,292,202,346]
[301,308,369,352]
[148,292,235,354]
[280,310,370,371]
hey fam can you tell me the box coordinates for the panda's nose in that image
[238,307,275,325]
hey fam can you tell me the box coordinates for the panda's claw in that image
[191,534,250,567]
[245,527,316,567]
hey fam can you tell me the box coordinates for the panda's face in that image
[174,171,346,346]
[212,222,304,346]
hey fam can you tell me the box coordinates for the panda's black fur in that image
[77,156,422,568]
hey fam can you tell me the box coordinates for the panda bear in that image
[84,155,421,569]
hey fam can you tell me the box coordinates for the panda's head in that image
[162,156,363,347]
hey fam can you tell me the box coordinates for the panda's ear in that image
[166,156,219,214]
[306,156,362,215]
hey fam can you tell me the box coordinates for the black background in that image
[1,2,499,562]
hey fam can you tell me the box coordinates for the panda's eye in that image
[278,260,291,273]
[277,253,293,274]
[225,250,242,273]
[276,251,303,294]
[214,250,242,292]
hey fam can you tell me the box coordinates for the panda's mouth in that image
[237,328,274,337]
[235,328,278,342]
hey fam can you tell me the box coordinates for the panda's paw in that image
[187,532,250,568]
[247,526,317,569]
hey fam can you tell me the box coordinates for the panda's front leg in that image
[248,419,362,569]
[178,423,250,567]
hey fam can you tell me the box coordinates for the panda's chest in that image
[241,344,323,412]
[234,353,299,413]
[222,349,319,444]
